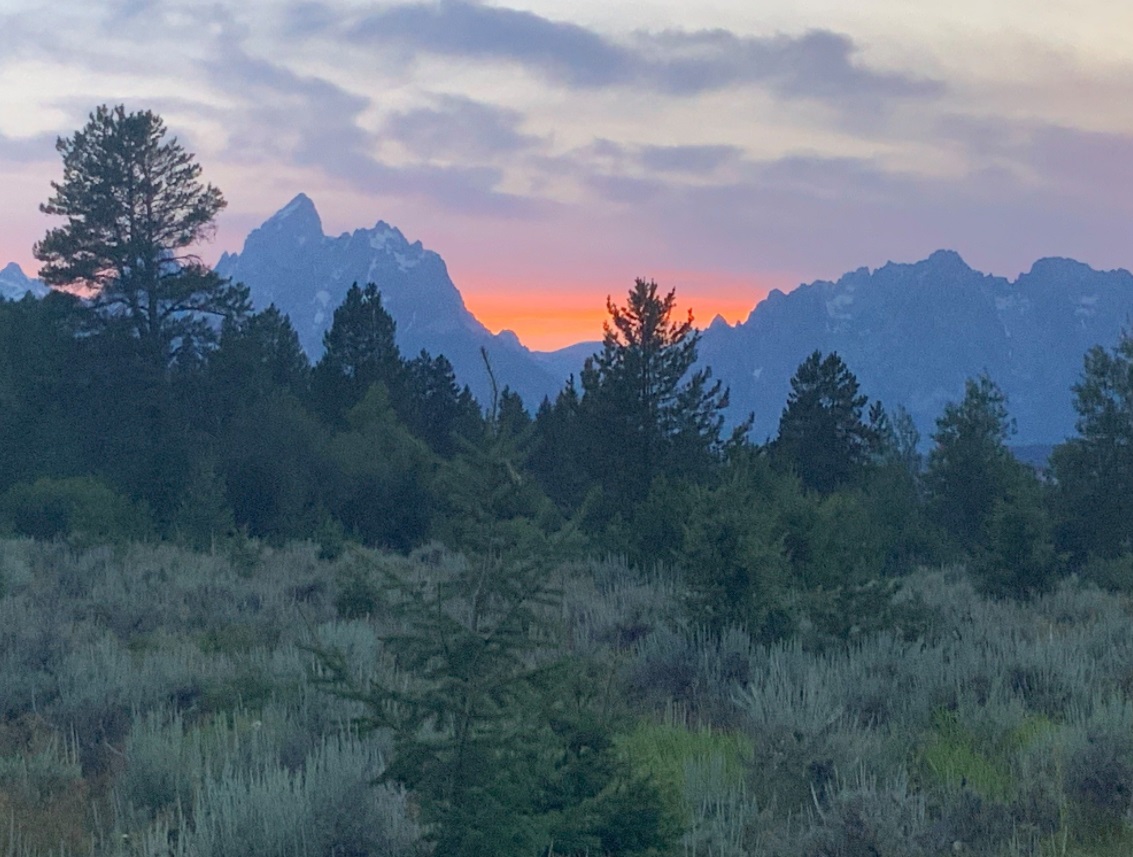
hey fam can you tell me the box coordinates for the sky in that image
[2,1,1133,349]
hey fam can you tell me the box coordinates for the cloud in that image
[640,28,942,101]
[188,25,550,219]
[0,132,58,164]
[349,0,632,87]
[637,144,742,174]
[382,95,545,160]
[340,0,941,105]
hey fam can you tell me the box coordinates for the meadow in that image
[1,536,1132,856]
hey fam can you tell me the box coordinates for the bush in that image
[1079,552,1133,594]
[970,479,1061,599]
[0,476,153,544]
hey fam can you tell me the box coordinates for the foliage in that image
[924,374,1022,552]
[208,305,310,412]
[576,278,734,510]
[318,550,678,856]
[530,379,592,513]
[678,453,792,639]
[772,350,875,494]
[970,472,1061,599]
[312,281,403,420]
[1050,329,1133,560]
[400,349,484,456]
[218,393,330,541]
[0,476,153,544]
[35,105,248,365]
[323,385,436,550]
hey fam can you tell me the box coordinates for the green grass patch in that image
[618,721,753,821]
[916,709,1013,801]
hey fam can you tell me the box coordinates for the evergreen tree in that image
[35,105,248,365]
[772,351,873,494]
[324,385,436,550]
[578,278,732,509]
[400,350,484,456]
[318,403,677,856]
[680,451,791,639]
[0,292,86,490]
[1050,331,1133,560]
[220,395,331,541]
[312,282,402,420]
[925,374,1022,551]
[531,382,591,513]
[215,306,309,396]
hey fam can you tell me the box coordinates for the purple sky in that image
[3,0,1132,348]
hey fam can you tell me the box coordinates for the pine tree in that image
[400,350,484,456]
[578,278,732,508]
[772,351,874,494]
[35,105,248,365]
[1050,331,1133,559]
[925,374,1022,551]
[312,282,402,420]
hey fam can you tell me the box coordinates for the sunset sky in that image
[2,0,1132,349]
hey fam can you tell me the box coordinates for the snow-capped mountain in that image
[698,250,1133,445]
[216,194,563,410]
[0,263,48,301]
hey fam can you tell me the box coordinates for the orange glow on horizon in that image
[461,272,773,351]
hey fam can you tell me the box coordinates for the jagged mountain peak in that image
[0,262,48,300]
[215,195,561,409]
[261,193,323,238]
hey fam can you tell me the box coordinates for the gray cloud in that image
[349,0,631,87]
[0,132,59,164]
[382,94,545,159]
[566,135,1133,280]
[641,28,942,101]
[339,0,941,104]
[638,144,742,174]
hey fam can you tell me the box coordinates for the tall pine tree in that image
[576,278,733,509]
[772,351,873,494]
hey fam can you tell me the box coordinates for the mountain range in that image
[701,250,1133,445]
[5,196,1133,445]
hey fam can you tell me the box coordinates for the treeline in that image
[3,268,1133,611]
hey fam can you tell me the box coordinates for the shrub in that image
[1063,722,1133,836]
[0,476,153,544]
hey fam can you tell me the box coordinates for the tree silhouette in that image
[925,374,1021,551]
[1050,331,1133,559]
[579,278,732,507]
[35,105,247,365]
[312,282,403,420]
[773,351,873,494]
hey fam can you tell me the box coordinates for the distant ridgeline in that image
[9,196,1133,446]
[0,262,48,301]
[699,250,1133,447]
